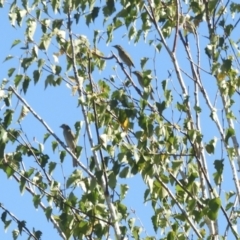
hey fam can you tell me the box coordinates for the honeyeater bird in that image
[133,71,154,99]
[113,45,135,68]
[60,124,77,167]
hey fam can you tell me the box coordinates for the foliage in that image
[0,0,240,239]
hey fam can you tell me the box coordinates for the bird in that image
[132,71,154,99]
[60,124,78,167]
[113,45,135,68]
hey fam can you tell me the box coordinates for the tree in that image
[0,0,240,239]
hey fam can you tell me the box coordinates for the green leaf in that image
[0,129,8,147]
[43,133,50,143]
[132,225,141,239]
[224,127,235,144]
[86,13,92,26]
[39,154,49,168]
[51,0,60,13]
[52,19,63,30]
[1,211,7,222]
[66,171,82,188]
[14,74,23,87]
[3,55,13,62]
[26,18,37,41]
[119,166,130,178]
[22,76,30,94]
[4,220,11,231]
[55,65,62,75]
[225,191,235,201]
[194,105,201,113]
[140,57,149,69]
[104,0,115,17]
[129,25,136,40]
[48,162,57,175]
[213,159,224,185]
[174,213,186,221]
[33,229,42,239]
[128,217,135,231]
[38,142,44,152]
[12,229,19,240]
[205,138,217,154]
[167,231,175,240]
[25,168,34,178]
[207,197,221,220]
[156,101,166,114]
[18,105,29,122]
[73,12,80,24]
[19,176,26,194]
[5,165,14,178]
[120,184,129,200]
[91,7,100,22]
[78,221,93,236]
[21,57,34,71]
[117,201,128,219]
[225,202,234,211]
[44,207,52,221]
[4,109,13,128]
[39,33,51,50]
[151,215,158,232]
[171,160,183,174]
[221,58,232,72]
[76,146,82,159]
[60,150,66,163]
[4,96,10,107]
[45,74,55,89]
[8,68,15,77]
[224,24,233,37]
[17,220,26,234]
[32,46,38,59]
[38,59,45,68]
[205,44,213,59]
[108,172,117,189]
[214,159,224,173]
[33,195,41,208]
[52,141,58,152]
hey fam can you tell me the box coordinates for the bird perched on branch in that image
[133,71,154,100]
[113,45,135,68]
[60,124,77,167]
